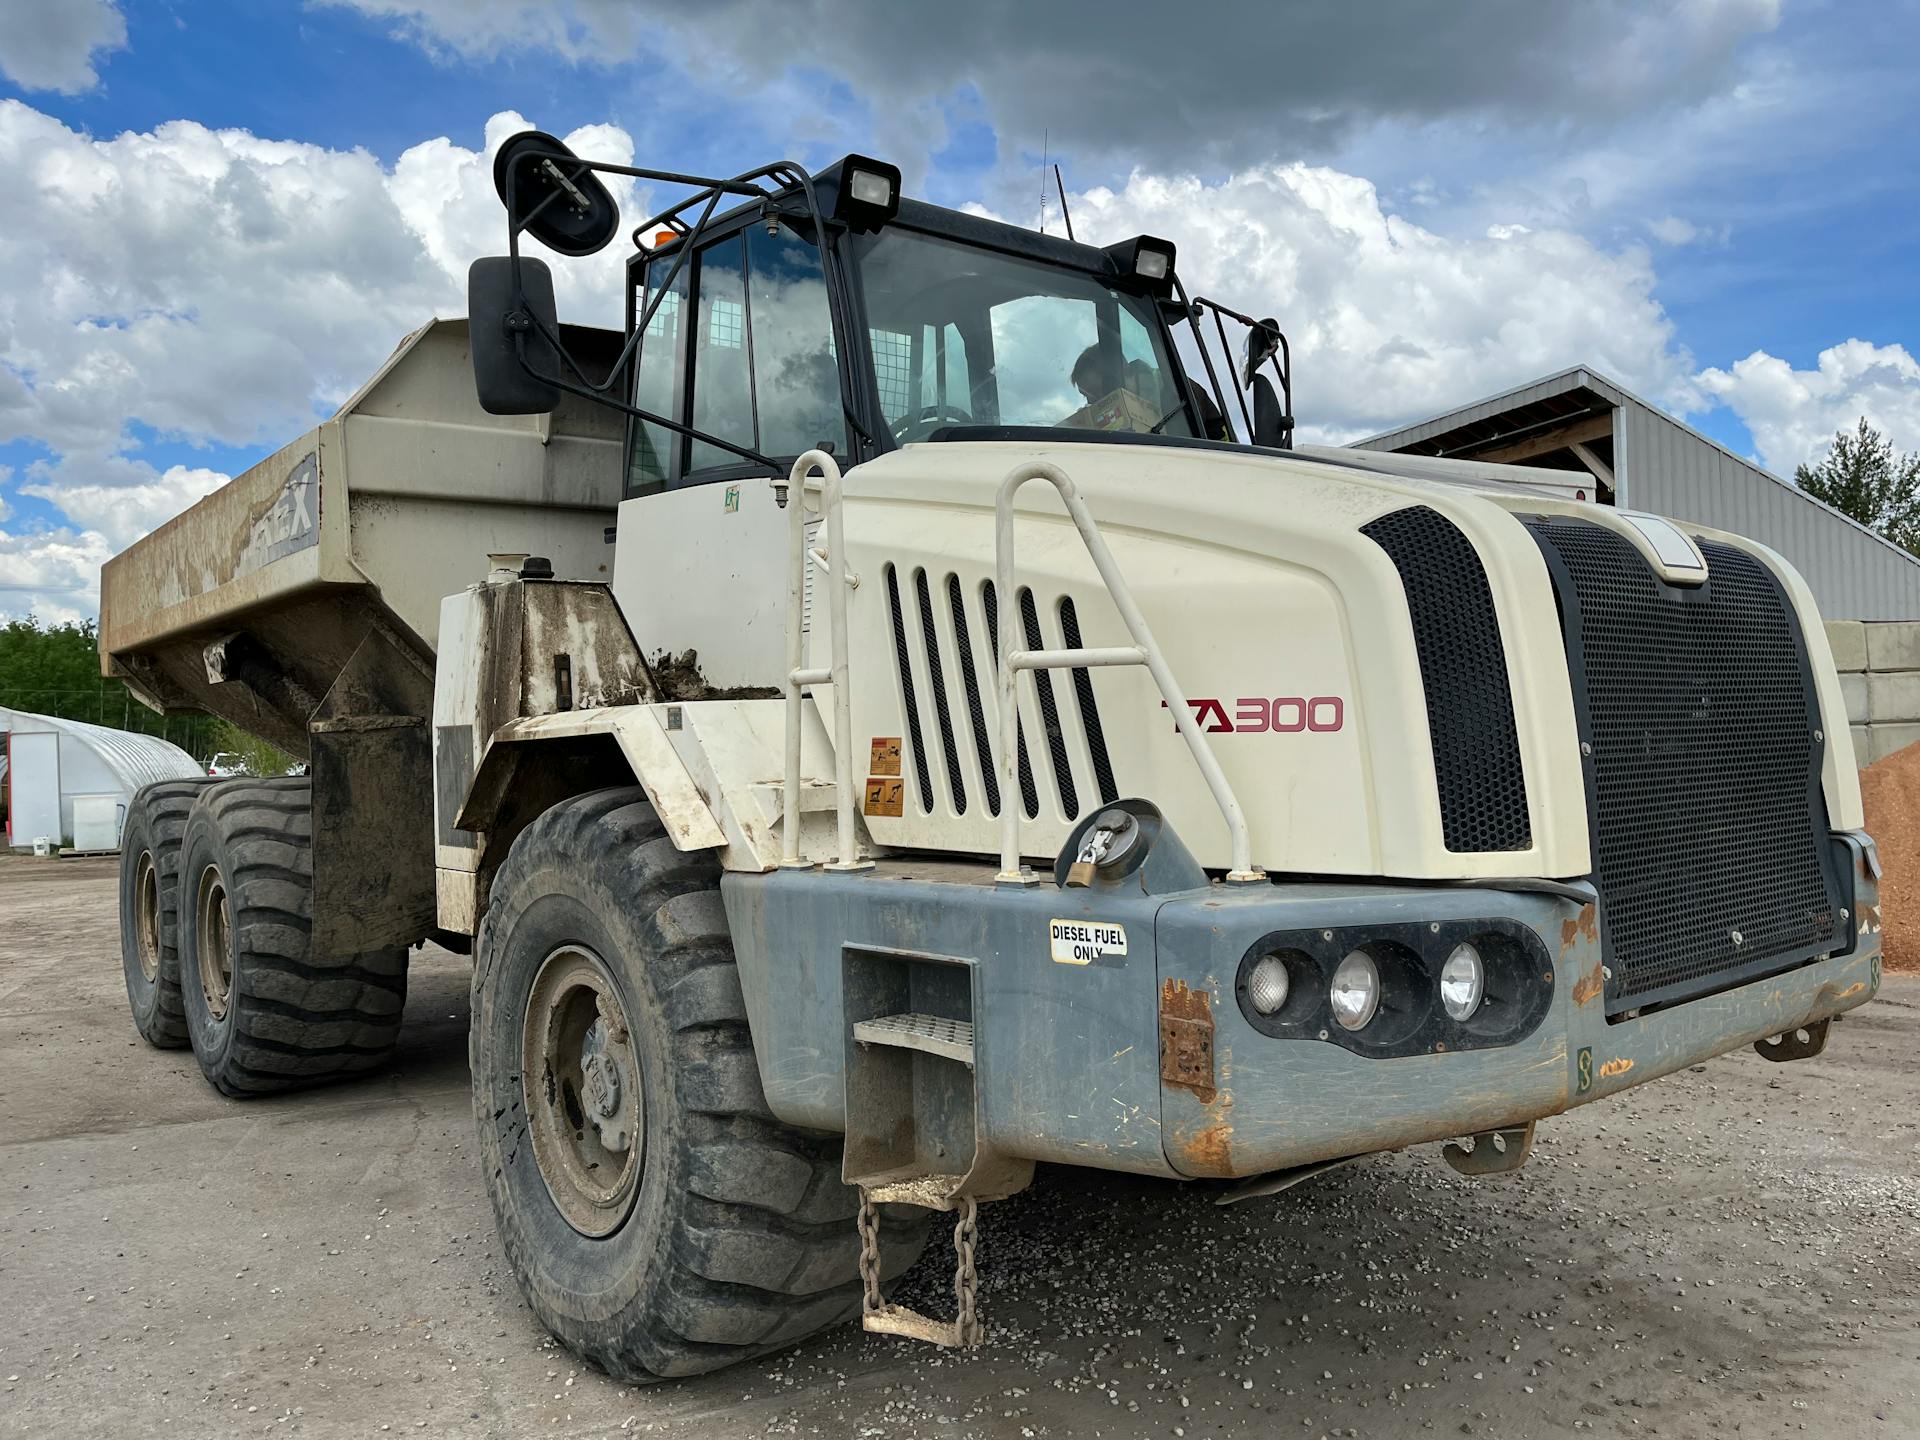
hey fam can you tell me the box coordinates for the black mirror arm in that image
[1204,300,1256,444]
[1170,275,1234,442]
[511,328,784,474]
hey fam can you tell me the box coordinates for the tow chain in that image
[856,1189,983,1347]
[856,1189,884,1317]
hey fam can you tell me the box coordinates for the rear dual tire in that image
[118,777,218,1047]
[172,777,409,1096]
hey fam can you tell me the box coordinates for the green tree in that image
[1794,417,1920,552]
[205,718,297,777]
[0,614,219,760]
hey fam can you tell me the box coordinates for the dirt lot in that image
[3,856,1917,1439]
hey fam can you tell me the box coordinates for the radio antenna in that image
[1054,164,1076,242]
[1039,129,1049,233]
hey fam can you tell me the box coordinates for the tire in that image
[471,787,928,1382]
[118,777,218,1047]
[175,777,409,1097]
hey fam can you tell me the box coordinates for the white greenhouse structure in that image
[1,706,202,853]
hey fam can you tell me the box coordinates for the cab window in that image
[624,224,846,497]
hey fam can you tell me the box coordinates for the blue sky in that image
[3,0,1919,619]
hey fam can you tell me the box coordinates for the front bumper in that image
[1155,837,1881,1179]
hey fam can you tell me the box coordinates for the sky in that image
[2,0,1920,622]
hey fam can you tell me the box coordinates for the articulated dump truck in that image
[99,133,1884,1378]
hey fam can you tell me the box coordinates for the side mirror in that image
[1251,374,1293,450]
[1244,317,1283,385]
[468,256,562,415]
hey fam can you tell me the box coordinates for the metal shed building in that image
[1352,365,1920,622]
[0,706,202,851]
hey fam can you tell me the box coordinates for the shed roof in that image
[0,706,202,794]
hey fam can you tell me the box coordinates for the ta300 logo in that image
[1161,696,1345,734]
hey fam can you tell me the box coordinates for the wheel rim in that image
[133,850,162,984]
[521,945,644,1237]
[194,864,234,1020]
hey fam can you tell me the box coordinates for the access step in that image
[851,1012,975,1065]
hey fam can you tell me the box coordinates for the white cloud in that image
[20,461,228,550]
[0,101,643,620]
[0,0,126,94]
[1057,165,1694,441]
[1696,340,1920,475]
[0,524,113,624]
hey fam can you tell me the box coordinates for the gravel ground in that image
[3,855,1917,1439]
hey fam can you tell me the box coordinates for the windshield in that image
[852,229,1196,443]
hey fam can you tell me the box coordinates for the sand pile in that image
[1859,738,1920,973]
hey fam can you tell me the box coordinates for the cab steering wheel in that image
[892,403,974,442]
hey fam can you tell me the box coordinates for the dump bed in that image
[99,318,625,752]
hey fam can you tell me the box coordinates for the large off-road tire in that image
[471,787,928,1382]
[175,777,409,1097]
[118,776,218,1047]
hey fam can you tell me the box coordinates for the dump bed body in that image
[99,319,625,752]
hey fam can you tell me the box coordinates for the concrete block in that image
[1866,620,1920,672]
[1826,619,1868,671]
[1870,722,1920,764]
[1839,671,1869,724]
[1850,724,1871,765]
[1869,670,1920,723]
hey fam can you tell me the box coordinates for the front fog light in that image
[1440,942,1484,1021]
[1247,953,1291,1015]
[1330,950,1380,1030]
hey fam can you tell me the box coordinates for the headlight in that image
[1246,953,1291,1016]
[1330,950,1380,1030]
[1440,942,1485,1021]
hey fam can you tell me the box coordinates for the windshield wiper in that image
[1148,402,1187,435]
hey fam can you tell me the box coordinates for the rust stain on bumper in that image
[1572,961,1606,1007]
[1158,979,1216,1104]
[1559,902,1598,954]
[1175,1116,1236,1178]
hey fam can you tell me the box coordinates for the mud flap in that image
[309,628,436,955]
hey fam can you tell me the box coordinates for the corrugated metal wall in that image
[1618,402,1920,622]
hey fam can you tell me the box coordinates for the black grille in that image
[883,564,933,813]
[982,582,1040,818]
[948,573,1000,816]
[1059,597,1119,806]
[914,568,966,814]
[1020,587,1079,818]
[1362,506,1532,852]
[1526,518,1842,1011]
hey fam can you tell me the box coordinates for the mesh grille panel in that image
[914,568,966,814]
[1362,506,1532,852]
[983,582,1039,819]
[1059,597,1118,806]
[948,573,1001,816]
[1020,586,1079,818]
[883,563,933,812]
[1526,518,1841,1009]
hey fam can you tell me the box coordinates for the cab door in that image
[612,223,848,690]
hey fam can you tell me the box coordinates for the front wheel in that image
[471,787,926,1382]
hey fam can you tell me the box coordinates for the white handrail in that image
[994,460,1262,886]
[781,450,868,871]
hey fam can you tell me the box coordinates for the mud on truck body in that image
[99,133,1884,1377]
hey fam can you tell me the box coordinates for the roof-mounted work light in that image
[827,154,902,232]
[1103,234,1177,296]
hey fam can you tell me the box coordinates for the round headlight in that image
[1330,950,1380,1030]
[1246,953,1291,1016]
[1440,942,1485,1021]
